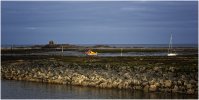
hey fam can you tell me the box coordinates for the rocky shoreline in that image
[1,59,198,95]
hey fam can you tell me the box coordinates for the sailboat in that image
[167,34,177,56]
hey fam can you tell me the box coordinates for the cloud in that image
[25,27,38,30]
[120,7,149,12]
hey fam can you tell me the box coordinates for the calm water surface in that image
[1,80,197,99]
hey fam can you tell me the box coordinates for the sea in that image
[1,80,197,99]
[76,44,198,48]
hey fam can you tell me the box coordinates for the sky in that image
[1,1,198,45]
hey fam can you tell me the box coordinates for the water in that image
[76,44,198,48]
[26,51,199,57]
[1,80,197,99]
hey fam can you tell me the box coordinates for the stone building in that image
[49,40,55,45]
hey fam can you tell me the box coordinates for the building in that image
[49,40,55,45]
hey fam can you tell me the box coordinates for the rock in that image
[165,88,172,93]
[179,86,186,92]
[189,79,196,85]
[133,79,140,85]
[99,82,107,88]
[135,86,142,90]
[181,75,186,79]
[184,80,189,85]
[118,83,123,89]
[186,84,192,89]
[142,76,147,81]
[164,80,172,88]
[112,81,119,88]
[142,81,148,86]
[172,85,178,93]
[169,67,175,72]
[144,85,149,92]
[153,67,159,71]
[177,80,182,85]
[173,81,177,85]
[124,72,131,79]
[149,85,157,92]
[159,79,164,86]
[149,79,155,85]
[154,82,160,87]
[187,89,194,94]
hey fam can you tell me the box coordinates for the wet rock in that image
[189,79,197,85]
[124,72,131,79]
[153,67,159,71]
[172,85,179,93]
[181,75,186,79]
[134,86,142,90]
[132,79,140,85]
[169,67,175,72]
[154,82,160,87]
[144,85,149,92]
[186,84,192,89]
[165,88,172,93]
[187,89,194,94]
[142,81,148,86]
[164,80,172,88]
[149,79,155,85]
[177,80,182,85]
[141,76,147,81]
[149,85,157,92]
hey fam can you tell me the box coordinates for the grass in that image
[1,54,198,75]
[2,54,197,66]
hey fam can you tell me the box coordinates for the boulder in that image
[142,81,148,86]
[149,79,155,85]
[164,80,172,88]
[149,85,157,92]
[172,85,178,93]
[177,80,182,85]
[187,89,195,94]
[144,85,149,92]
[186,84,192,89]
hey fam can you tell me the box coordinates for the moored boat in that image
[168,34,177,56]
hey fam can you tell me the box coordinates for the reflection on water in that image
[1,80,197,99]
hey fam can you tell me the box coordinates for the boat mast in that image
[168,34,172,53]
[121,48,123,56]
[62,45,63,52]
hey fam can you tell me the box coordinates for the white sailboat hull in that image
[168,53,177,56]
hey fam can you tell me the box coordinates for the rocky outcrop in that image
[1,60,198,95]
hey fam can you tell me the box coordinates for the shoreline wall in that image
[1,60,198,95]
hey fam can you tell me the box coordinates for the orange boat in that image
[85,49,98,56]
